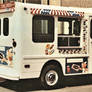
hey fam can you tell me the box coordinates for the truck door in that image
[90,18,92,57]
[89,17,92,73]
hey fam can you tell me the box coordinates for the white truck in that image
[0,1,92,89]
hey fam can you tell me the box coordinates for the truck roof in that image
[0,2,92,17]
[16,2,92,17]
[16,2,92,13]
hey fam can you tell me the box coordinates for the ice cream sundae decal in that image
[45,44,54,55]
[66,61,88,74]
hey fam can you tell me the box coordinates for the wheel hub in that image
[48,73,56,83]
[45,70,58,86]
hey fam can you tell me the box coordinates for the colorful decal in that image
[0,47,14,66]
[66,58,88,74]
[81,19,88,54]
[45,44,54,55]
[41,9,51,15]
[0,39,16,66]
[0,1,15,14]
[59,49,81,54]
[30,8,84,18]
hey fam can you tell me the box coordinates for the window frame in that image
[32,15,54,43]
[58,17,81,48]
[58,17,81,36]
[3,18,9,36]
[90,19,92,39]
[26,0,41,4]
[0,19,1,36]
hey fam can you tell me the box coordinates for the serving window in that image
[58,17,81,48]
[58,17,81,36]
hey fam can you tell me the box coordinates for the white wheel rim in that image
[45,70,58,86]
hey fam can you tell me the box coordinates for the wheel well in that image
[40,60,63,77]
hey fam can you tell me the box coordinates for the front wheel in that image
[40,64,63,89]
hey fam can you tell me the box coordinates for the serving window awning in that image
[0,1,15,14]
[30,8,84,18]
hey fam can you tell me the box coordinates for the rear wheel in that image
[40,64,63,89]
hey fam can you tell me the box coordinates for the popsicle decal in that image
[45,44,54,55]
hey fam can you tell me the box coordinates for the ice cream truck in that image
[0,1,92,89]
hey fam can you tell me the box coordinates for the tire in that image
[0,78,6,83]
[40,64,63,89]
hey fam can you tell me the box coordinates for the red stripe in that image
[51,10,54,15]
[57,10,60,16]
[34,9,38,14]
[54,10,56,15]
[62,11,66,16]
[67,11,71,16]
[30,8,35,14]
[38,9,41,14]
[30,8,84,18]
[59,10,63,16]
[56,10,59,16]
[65,11,69,16]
